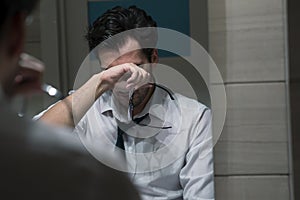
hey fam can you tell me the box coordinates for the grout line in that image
[215,174,289,177]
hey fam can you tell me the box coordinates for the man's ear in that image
[6,13,26,58]
[151,49,158,63]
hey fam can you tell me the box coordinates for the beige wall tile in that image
[209,0,285,82]
[220,83,287,143]
[214,83,288,175]
[215,175,290,200]
[214,141,288,175]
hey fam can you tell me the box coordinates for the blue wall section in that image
[88,0,190,57]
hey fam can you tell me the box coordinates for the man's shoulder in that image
[173,93,209,113]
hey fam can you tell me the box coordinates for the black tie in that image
[116,127,125,150]
[115,113,150,150]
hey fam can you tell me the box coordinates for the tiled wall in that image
[208,0,291,199]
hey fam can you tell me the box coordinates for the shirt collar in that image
[98,87,177,146]
[98,90,113,114]
[98,86,168,121]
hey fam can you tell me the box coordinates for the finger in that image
[127,74,148,90]
[126,64,139,83]
[14,68,41,84]
[117,70,132,82]
[19,53,45,72]
[134,72,150,90]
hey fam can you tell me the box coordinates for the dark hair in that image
[0,0,38,35]
[85,5,157,62]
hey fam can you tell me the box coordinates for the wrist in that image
[94,73,109,99]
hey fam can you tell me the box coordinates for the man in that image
[0,1,140,199]
[39,6,214,199]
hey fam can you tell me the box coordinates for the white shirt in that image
[74,86,215,200]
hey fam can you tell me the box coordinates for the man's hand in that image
[97,63,152,98]
[11,53,44,96]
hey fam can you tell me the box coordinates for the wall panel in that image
[215,176,290,200]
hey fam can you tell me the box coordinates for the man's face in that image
[98,38,154,108]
